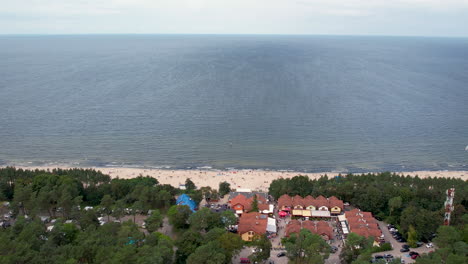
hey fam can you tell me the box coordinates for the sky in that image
[1,0,468,36]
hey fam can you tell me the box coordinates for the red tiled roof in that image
[231,194,249,210]
[328,196,344,210]
[285,220,333,240]
[231,194,268,212]
[351,228,382,239]
[278,194,344,211]
[278,194,293,209]
[347,216,377,225]
[303,220,333,240]
[285,220,302,237]
[303,195,315,208]
[238,212,268,235]
[293,195,305,207]
[316,224,333,240]
[345,209,382,240]
[315,195,329,208]
[345,210,376,223]
[301,220,314,228]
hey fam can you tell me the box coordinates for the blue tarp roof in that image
[176,194,197,212]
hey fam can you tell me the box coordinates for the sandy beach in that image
[5,166,467,191]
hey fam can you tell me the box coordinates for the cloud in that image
[0,0,467,36]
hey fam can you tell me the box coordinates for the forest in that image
[0,167,244,264]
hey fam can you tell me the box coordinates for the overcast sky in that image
[1,0,468,36]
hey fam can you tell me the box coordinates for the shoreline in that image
[3,166,467,191]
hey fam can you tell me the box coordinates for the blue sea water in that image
[0,34,467,172]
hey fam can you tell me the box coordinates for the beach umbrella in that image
[279,211,288,217]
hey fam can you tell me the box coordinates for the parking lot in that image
[372,221,435,263]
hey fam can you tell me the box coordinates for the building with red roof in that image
[285,219,302,237]
[315,195,329,211]
[286,220,333,240]
[238,212,268,241]
[303,195,316,210]
[328,196,344,215]
[278,194,344,216]
[344,209,382,244]
[278,194,293,211]
[230,194,269,214]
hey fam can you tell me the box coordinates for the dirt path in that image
[158,216,176,239]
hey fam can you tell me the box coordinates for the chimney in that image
[256,222,259,225]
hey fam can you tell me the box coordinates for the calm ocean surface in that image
[1,35,467,172]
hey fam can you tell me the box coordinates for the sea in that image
[1,34,467,172]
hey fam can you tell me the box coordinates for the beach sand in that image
[6,166,467,191]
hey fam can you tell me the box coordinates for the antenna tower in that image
[443,187,455,226]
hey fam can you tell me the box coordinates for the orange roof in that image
[238,212,268,235]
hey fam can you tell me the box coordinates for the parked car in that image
[400,248,410,252]
[402,244,410,249]
[384,254,393,259]
[374,255,384,259]
[426,242,434,248]
[277,252,286,257]
[240,258,251,263]
[411,253,420,259]
[416,242,424,247]
[0,221,11,228]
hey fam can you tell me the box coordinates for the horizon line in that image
[1,33,468,39]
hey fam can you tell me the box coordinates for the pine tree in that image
[251,195,259,212]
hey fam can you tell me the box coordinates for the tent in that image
[176,194,197,212]
[279,211,288,217]
[267,217,277,233]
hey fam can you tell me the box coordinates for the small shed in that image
[176,194,197,212]
[267,217,277,233]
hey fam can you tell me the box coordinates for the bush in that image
[370,243,392,253]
